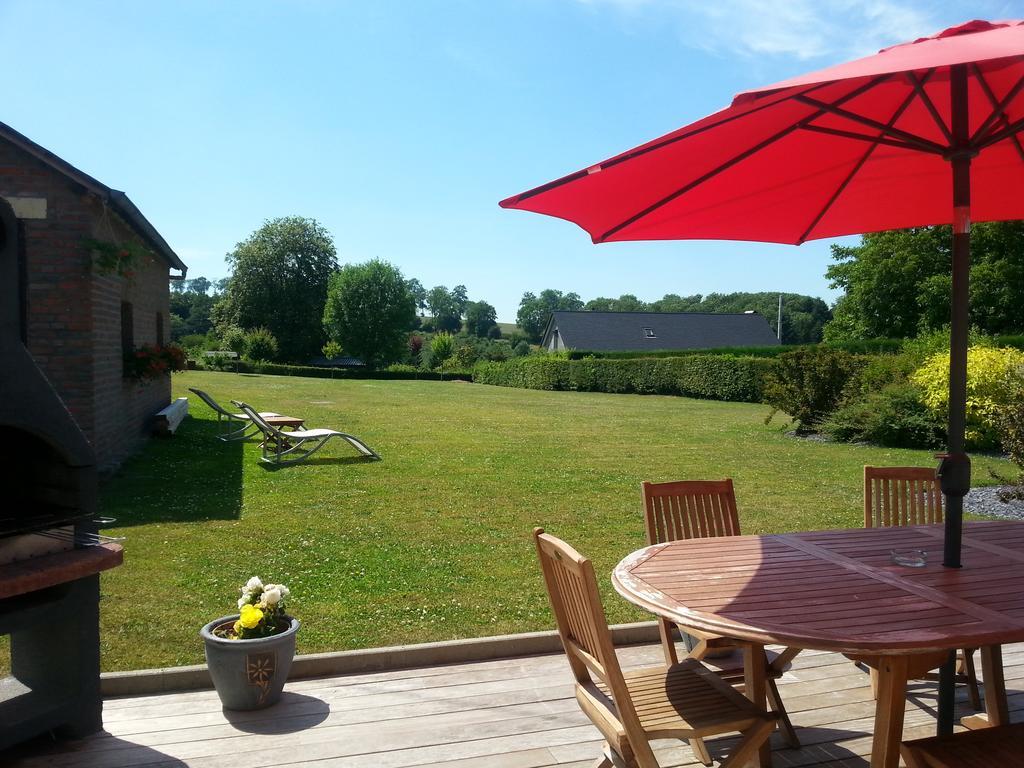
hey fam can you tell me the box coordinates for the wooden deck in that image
[5,642,1024,768]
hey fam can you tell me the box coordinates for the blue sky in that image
[1,0,1011,321]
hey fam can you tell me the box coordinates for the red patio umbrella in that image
[501,19,1024,731]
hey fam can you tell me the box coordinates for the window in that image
[156,312,164,346]
[643,327,656,339]
[121,302,134,357]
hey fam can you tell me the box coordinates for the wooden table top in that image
[262,416,305,427]
[612,521,1024,655]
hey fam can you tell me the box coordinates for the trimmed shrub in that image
[912,346,1024,449]
[472,355,775,402]
[219,325,247,356]
[822,384,945,449]
[992,384,1024,500]
[243,327,279,362]
[763,347,863,432]
[565,339,902,360]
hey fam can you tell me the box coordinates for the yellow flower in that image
[239,604,264,629]
[233,620,242,636]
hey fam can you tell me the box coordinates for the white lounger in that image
[188,387,281,441]
[233,400,380,465]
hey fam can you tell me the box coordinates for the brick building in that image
[0,121,187,470]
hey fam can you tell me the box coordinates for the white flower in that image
[237,596,248,609]
[263,587,282,607]
[245,577,263,593]
[278,585,290,599]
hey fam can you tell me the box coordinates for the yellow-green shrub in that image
[911,346,1024,449]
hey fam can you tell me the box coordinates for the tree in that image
[213,217,337,361]
[516,289,584,342]
[426,285,463,332]
[584,294,647,312]
[322,259,416,368]
[169,275,221,340]
[406,278,427,315]
[451,284,469,316]
[430,332,454,369]
[824,222,1024,342]
[464,300,498,337]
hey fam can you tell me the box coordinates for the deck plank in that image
[3,642,1023,767]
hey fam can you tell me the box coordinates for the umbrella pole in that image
[937,62,974,735]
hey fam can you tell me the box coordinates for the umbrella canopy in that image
[500,20,1024,245]
[500,19,1024,735]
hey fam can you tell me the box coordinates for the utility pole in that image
[777,294,783,341]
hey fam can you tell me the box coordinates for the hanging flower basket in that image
[84,238,152,279]
[123,344,186,382]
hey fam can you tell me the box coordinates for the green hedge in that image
[472,355,776,402]
[191,359,473,381]
[565,339,903,360]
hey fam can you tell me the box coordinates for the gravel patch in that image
[966,485,1024,520]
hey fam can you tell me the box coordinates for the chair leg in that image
[720,717,776,768]
[961,648,982,711]
[870,666,879,700]
[767,677,800,748]
[689,737,712,766]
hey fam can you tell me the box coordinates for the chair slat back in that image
[189,388,233,417]
[642,479,741,545]
[864,466,943,528]
[533,530,630,694]
[233,401,284,440]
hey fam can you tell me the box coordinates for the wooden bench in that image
[153,397,189,436]
[901,722,1024,767]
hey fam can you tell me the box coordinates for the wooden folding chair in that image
[642,479,801,755]
[533,528,776,768]
[864,466,981,709]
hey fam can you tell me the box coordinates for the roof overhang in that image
[0,120,187,277]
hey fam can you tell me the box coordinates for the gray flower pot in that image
[200,614,300,710]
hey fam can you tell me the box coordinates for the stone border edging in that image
[100,621,660,697]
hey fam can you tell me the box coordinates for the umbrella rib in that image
[969,62,1024,145]
[798,124,934,153]
[595,75,894,242]
[971,63,1024,162]
[977,113,1024,151]
[796,83,925,244]
[794,95,947,155]
[904,70,953,145]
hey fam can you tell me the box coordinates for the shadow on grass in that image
[99,417,243,527]
[259,454,378,470]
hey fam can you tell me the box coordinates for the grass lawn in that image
[95,370,1012,671]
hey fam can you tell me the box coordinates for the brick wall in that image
[90,204,172,469]
[1,140,175,471]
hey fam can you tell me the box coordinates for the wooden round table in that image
[612,521,1024,768]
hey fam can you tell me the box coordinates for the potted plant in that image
[200,577,300,710]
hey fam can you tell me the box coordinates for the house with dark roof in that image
[0,120,187,469]
[540,311,780,353]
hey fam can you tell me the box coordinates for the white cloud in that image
[576,0,938,61]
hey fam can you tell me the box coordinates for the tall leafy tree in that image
[323,260,416,368]
[516,289,584,342]
[214,217,338,360]
[426,285,462,332]
[406,278,427,315]
[584,294,647,312]
[169,275,221,339]
[464,300,498,337]
[824,222,1024,341]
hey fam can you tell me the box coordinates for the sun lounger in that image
[233,400,380,465]
[188,388,282,441]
